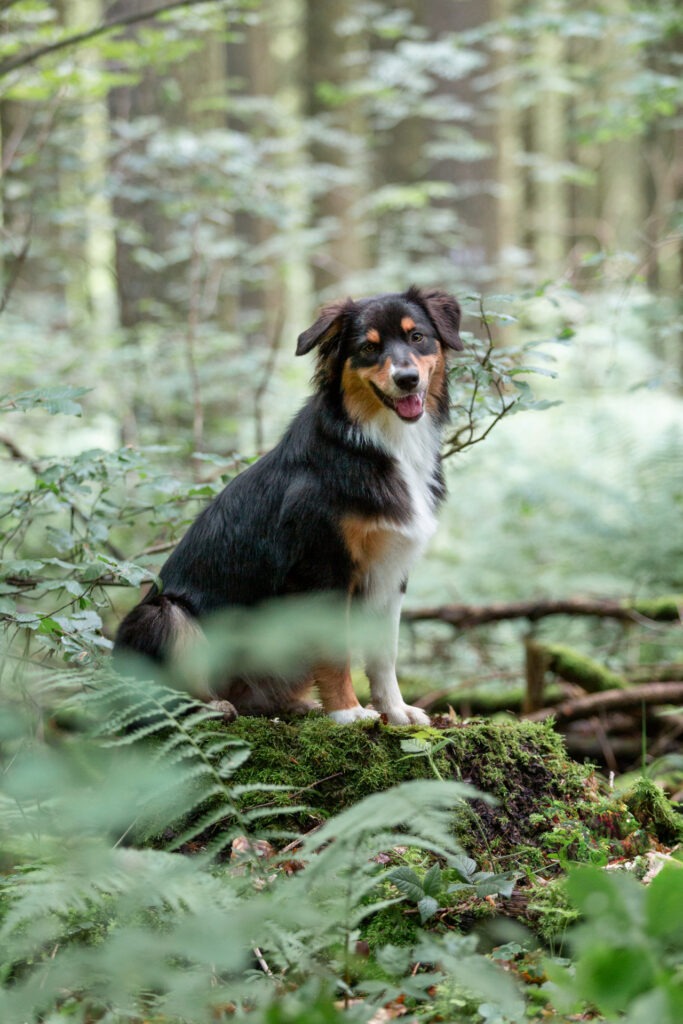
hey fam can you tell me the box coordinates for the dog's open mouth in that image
[394,393,424,420]
[369,382,424,421]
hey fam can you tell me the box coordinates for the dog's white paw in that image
[328,705,381,725]
[380,703,431,727]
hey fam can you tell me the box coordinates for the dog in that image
[114,286,462,725]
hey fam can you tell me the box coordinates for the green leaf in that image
[399,737,429,755]
[36,617,63,636]
[645,864,683,943]
[422,862,442,897]
[388,866,425,902]
[451,854,478,882]
[96,555,155,587]
[418,895,439,923]
[574,944,656,1015]
[0,386,90,417]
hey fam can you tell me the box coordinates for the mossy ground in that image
[215,714,585,849]
[191,714,653,864]
[180,713,678,944]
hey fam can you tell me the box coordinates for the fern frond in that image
[70,670,301,864]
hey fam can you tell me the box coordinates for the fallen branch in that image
[524,682,683,724]
[404,596,682,629]
[524,639,628,713]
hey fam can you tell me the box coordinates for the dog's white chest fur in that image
[360,412,440,606]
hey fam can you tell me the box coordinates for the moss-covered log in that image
[524,639,628,712]
[191,715,662,870]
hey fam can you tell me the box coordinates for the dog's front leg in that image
[365,589,430,727]
[315,662,379,724]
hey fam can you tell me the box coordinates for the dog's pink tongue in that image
[396,393,423,419]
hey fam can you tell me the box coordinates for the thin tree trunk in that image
[60,0,117,334]
[303,0,368,295]
[531,21,565,275]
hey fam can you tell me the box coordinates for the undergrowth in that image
[2,663,682,1023]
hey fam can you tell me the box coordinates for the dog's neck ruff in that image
[352,405,440,479]
[352,406,442,529]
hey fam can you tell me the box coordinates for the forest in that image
[1,0,682,1021]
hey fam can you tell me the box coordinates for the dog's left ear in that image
[411,288,463,351]
[296,299,354,356]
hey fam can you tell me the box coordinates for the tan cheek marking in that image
[421,350,446,414]
[342,362,385,424]
[366,328,380,344]
[401,316,416,333]
[360,356,393,393]
[314,662,360,712]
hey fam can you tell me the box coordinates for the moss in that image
[221,715,443,829]
[623,777,683,843]
[361,902,419,950]
[189,715,595,861]
[625,595,683,621]
[173,713,664,932]
[543,643,628,692]
[524,876,579,945]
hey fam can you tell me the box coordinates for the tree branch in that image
[0,0,222,77]
[524,682,683,724]
[404,596,682,629]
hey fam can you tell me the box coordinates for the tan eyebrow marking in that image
[401,316,416,333]
[366,328,380,343]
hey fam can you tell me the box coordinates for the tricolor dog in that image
[114,286,462,724]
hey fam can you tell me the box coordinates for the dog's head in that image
[296,286,462,425]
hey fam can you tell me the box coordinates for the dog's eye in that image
[359,342,378,357]
[411,332,425,345]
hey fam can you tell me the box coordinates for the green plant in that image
[387,852,516,926]
[0,664,529,1022]
[546,862,683,1023]
[388,861,444,924]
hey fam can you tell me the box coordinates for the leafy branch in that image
[443,295,561,459]
[0,0,230,78]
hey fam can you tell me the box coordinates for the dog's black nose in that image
[393,367,420,391]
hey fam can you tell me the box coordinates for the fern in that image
[0,659,524,1023]
[65,669,302,861]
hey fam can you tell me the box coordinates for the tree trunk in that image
[530,23,566,276]
[303,0,369,295]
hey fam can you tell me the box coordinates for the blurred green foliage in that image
[1,0,683,1019]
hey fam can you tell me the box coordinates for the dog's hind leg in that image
[314,662,379,724]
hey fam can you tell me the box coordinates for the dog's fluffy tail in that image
[113,594,201,665]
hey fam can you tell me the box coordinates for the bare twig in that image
[254,299,287,453]
[278,823,323,855]
[252,947,275,978]
[443,297,517,458]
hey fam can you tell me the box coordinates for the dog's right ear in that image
[296,299,355,356]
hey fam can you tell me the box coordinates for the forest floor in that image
[186,714,682,947]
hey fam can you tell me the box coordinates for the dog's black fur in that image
[114,286,462,724]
